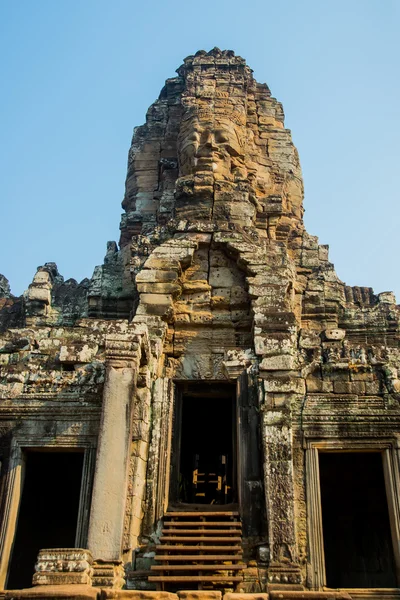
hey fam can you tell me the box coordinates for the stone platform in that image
[2,587,353,600]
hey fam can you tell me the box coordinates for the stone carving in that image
[33,548,93,586]
[1,48,400,598]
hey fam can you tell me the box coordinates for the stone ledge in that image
[3,584,98,600]
[178,593,221,600]
[2,590,357,600]
[101,593,177,600]
[224,594,269,600]
[269,593,352,600]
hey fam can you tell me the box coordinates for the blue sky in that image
[1,0,399,299]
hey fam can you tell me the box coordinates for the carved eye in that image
[188,131,200,142]
[214,129,230,143]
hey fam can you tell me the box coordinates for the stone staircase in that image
[149,511,244,590]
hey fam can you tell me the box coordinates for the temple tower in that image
[1,49,400,600]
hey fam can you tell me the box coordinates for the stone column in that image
[261,399,301,587]
[250,244,303,588]
[87,329,145,586]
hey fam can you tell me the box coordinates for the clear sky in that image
[1,0,399,300]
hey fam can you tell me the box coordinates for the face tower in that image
[120,48,303,246]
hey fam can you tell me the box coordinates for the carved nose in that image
[198,131,218,155]
[204,131,214,147]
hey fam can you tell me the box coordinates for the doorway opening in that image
[319,451,397,588]
[171,383,236,506]
[7,450,84,590]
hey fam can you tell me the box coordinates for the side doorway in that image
[319,451,397,588]
[6,449,88,590]
[307,441,400,591]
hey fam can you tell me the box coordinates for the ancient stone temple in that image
[1,48,400,600]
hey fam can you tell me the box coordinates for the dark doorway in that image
[171,383,236,505]
[319,452,397,588]
[7,450,84,590]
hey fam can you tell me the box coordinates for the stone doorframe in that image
[305,437,400,592]
[158,366,266,540]
[0,435,96,589]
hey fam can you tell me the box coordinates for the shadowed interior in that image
[7,451,84,590]
[319,452,397,588]
[179,390,235,504]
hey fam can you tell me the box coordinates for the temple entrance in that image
[7,450,84,590]
[319,452,397,588]
[168,375,265,538]
[170,383,237,506]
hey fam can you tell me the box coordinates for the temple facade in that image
[1,49,400,600]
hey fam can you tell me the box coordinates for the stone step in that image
[163,521,242,527]
[151,512,244,589]
[159,536,241,542]
[161,529,241,535]
[148,575,243,583]
[151,564,244,571]
[155,545,242,552]
[154,555,243,561]
[165,511,239,518]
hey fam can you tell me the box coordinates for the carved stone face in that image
[178,115,246,181]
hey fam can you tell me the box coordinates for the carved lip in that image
[196,153,227,170]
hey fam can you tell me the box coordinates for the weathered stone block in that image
[209,267,238,288]
[135,270,178,283]
[301,250,319,268]
[324,328,345,341]
[263,376,305,394]
[306,378,333,393]
[178,593,221,600]
[27,286,51,304]
[4,585,99,600]
[260,355,295,371]
[255,334,294,357]
[224,594,268,600]
[33,549,93,586]
[365,380,381,394]
[333,381,354,394]
[102,593,177,600]
[59,342,99,364]
[136,282,181,296]
[143,256,182,271]
[182,281,211,293]
[318,244,329,261]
